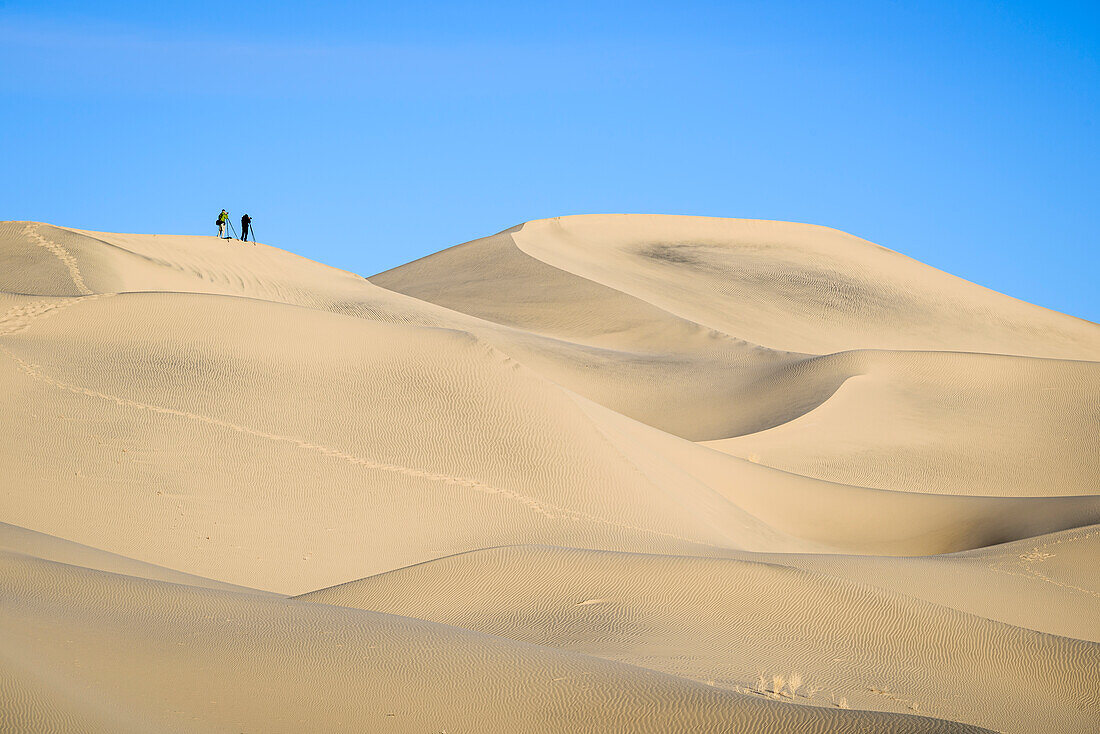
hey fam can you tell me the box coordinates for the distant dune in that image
[1,216,1097,732]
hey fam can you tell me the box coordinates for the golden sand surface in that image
[2,216,1097,732]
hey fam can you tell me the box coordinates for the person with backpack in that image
[240,213,252,242]
[216,209,229,239]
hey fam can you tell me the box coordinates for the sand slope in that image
[2,215,1098,732]
[508,216,1100,359]
[296,545,1098,733]
[1,551,989,734]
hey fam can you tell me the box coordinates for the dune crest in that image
[2,216,1097,732]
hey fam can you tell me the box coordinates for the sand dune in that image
[744,524,1100,643]
[1,551,988,734]
[1,215,1097,732]
[296,545,1098,733]
[509,216,1100,359]
[0,521,271,594]
[704,350,1100,496]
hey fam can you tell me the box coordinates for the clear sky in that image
[2,1,1097,320]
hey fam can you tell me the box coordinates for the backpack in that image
[214,218,220,225]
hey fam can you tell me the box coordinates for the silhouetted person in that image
[240,214,252,242]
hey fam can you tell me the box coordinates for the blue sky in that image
[2,1,1097,320]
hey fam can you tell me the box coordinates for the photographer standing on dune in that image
[216,209,229,239]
